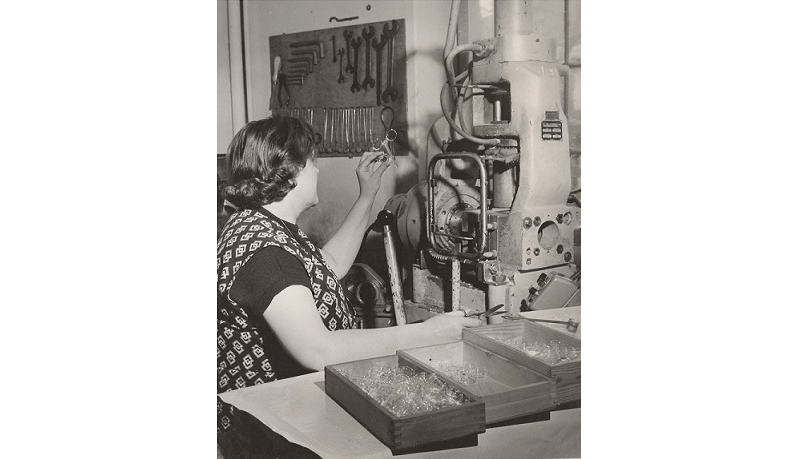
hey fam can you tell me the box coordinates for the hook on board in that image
[330,16,359,23]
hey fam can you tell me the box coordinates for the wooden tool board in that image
[269,19,408,158]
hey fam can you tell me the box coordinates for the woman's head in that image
[222,116,317,209]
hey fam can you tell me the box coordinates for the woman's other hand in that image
[356,150,392,198]
[421,311,483,343]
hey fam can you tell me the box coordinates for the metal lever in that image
[501,315,580,332]
[371,210,406,325]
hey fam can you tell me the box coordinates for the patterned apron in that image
[216,208,355,394]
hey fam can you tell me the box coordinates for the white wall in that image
[217,0,233,156]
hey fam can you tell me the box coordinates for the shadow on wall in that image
[217,154,233,237]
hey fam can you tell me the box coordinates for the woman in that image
[217,116,480,394]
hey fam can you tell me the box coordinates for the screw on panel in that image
[533,248,540,256]
[556,244,563,254]
[564,252,572,262]
[523,217,533,229]
[533,216,542,226]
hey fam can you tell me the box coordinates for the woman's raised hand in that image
[355,150,392,198]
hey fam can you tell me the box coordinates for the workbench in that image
[218,307,581,458]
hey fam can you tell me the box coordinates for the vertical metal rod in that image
[378,210,406,325]
[344,108,348,152]
[323,108,328,152]
[451,258,461,311]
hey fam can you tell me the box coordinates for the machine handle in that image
[426,152,489,260]
[376,210,407,325]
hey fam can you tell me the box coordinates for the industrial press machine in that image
[347,0,580,326]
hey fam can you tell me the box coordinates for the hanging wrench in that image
[361,26,376,89]
[331,35,337,63]
[372,35,386,106]
[343,30,354,74]
[382,20,400,103]
[337,48,345,83]
[350,36,362,93]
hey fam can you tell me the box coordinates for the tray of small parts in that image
[397,340,556,424]
[324,354,485,455]
[463,321,581,404]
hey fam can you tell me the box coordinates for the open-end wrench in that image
[350,37,362,93]
[337,48,345,83]
[331,35,337,63]
[361,26,376,89]
[372,35,386,106]
[343,30,354,74]
[382,20,400,103]
[331,108,338,152]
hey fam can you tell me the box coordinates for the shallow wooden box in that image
[463,321,581,404]
[397,341,556,424]
[324,354,486,455]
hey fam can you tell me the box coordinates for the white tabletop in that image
[219,307,582,458]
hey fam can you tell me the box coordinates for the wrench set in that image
[336,20,401,105]
[275,106,392,156]
[268,19,406,158]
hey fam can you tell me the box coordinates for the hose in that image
[442,44,499,147]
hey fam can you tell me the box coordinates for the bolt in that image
[564,251,572,262]
[523,217,533,229]
[489,264,498,275]
[533,248,540,256]
[526,259,532,265]
[556,244,564,254]
[533,216,542,226]
[556,214,563,223]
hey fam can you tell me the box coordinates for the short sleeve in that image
[229,246,311,319]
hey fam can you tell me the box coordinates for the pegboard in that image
[269,19,408,158]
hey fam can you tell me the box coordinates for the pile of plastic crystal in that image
[499,336,581,365]
[429,361,487,385]
[345,365,470,417]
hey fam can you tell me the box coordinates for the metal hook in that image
[330,16,359,22]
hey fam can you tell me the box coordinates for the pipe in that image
[227,0,247,128]
[443,0,462,61]
[495,0,535,37]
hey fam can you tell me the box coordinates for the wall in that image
[236,0,454,245]
[217,0,233,156]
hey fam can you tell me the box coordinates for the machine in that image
[345,0,581,326]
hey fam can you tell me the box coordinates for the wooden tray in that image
[397,341,556,424]
[324,355,485,455]
[463,321,581,404]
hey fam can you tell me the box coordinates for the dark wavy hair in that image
[222,116,317,209]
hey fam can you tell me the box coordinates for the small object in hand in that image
[370,153,390,165]
[371,128,398,167]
